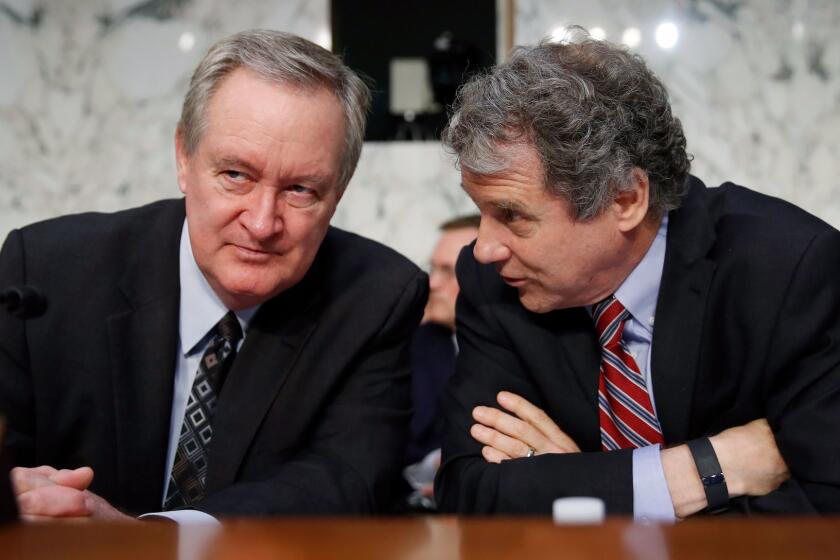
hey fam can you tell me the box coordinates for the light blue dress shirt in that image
[143,221,258,524]
[612,215,676,522]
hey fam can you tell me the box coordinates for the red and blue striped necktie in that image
[591,296,664,450]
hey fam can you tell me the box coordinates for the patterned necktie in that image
[592,296,664,450]
[164,311,243,510]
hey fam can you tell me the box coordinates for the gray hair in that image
[443,31,691,219]
[179,29,371,189]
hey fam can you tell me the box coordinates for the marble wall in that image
[1,0,838,269]
[0,0,330,231]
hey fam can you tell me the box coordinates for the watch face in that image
[703,472,726,486]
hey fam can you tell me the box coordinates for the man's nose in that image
[473,228,510,264]
[241,188,282,240]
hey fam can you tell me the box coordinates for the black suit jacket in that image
[436,177,840,515]
[0,199,428,516]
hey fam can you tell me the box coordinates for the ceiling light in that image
[590,27,606,41]
[655,22,678,49]
[177,31,195,52]
[621,27,641,48]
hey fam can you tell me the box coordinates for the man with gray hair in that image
[0,30,426,520]
[437,34,840,518]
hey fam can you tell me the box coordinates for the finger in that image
[481,446,510,464]
[746,418,770,429]
[50,467,94,490]
[18,486,93,517]
[30,466,59,477]
[470,424,532,459]
[473,406,547,451]
[497,392,581,452]
[17,486,93,518]
[11,466,94,495]
[11,467,56,495]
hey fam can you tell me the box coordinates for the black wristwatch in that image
[687,437,729,513]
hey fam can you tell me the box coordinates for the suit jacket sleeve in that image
[195,271,428,516]
[749,228,840,513]
[435,250,634,515]
[0,229,36,465]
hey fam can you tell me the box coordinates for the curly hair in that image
[443,31,691,219]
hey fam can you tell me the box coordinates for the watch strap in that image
[687,437,729,513]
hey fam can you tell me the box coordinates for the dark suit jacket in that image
[406,323,457,464]
[436,177,840,515]
[0,199,428,516]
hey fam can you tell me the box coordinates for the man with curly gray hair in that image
[437,34,840,519]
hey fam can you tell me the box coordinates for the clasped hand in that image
[470,391,580,462]
[11,465,133,521]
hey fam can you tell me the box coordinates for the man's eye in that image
[285,185,318,208]
[223,170,247,181]
[501,208,522,223]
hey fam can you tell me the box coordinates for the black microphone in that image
[0,285,47,319]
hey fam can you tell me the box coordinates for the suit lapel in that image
[107,201,184,512]
[650,178,717,443]
[541,308,603,450]
[206,266,323,493]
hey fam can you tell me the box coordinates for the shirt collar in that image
[613,214,669,335]
[178,221,258,356]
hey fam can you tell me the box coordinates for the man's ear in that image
[334,182,347,204]
[174,127,189,195]
[611,168,650,233]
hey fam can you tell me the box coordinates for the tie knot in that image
[592,296,629,349]
[215,311,243,345]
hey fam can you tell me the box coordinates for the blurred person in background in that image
[404,215,479,509]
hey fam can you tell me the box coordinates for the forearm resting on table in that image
[661,419,788,518]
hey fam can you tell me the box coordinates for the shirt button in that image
[648,316,655,327]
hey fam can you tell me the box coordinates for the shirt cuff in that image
[632,444,676,523]
[139,509,220,525]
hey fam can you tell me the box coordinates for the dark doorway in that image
[332,0,497,141]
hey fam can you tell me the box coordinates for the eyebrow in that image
[214,156,260,174]
[491,199,534,218]
[214,156,330,187]
[492,199,522,212]
[459,182,535,220]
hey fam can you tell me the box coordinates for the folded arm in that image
[470,391,788,518]
[754,229,840,513]
[435,257,637,514]
[436,250,790,516]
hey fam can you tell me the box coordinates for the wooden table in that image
[1,517,838,559]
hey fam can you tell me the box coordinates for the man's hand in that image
[11,465,94,494]
[710,418,790,497]
[11,465,134,522]
[662,418,790,518]
[470,391,580,463]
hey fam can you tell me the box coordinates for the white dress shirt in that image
[141,221,258,524]
[610,214,676,522]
